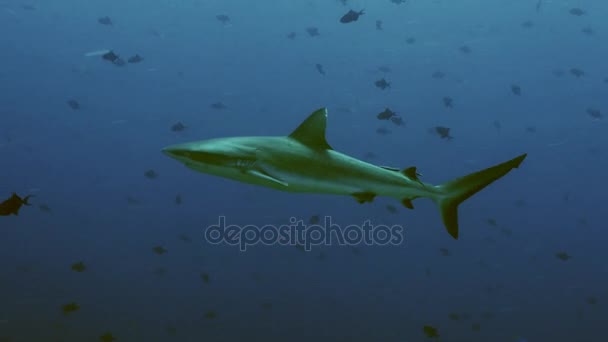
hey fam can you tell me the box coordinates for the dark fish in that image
[581,27,594,35]
[306,27,320,37]
[391,0,407,4]
[442,96,453,108]
[439,248,450,256]
[178,234,192,242]
[493,120,501,131]
[144,169,158,179]
[486,218,497,226]
[153,246,167,255]
[385,205,397,214]
[204,311,217,319]
[315,63,325,75]
[216,14,230,24]
[127,54,143,64]
[287,32,296,40]
[99,332,116,342]
[340,9,364,23]
[604,77,608,83]
[309,215,321,224]
[376,127,391,135]
[390,116,404,126]
[526,126,537,133]
[569,8,586,16]
[432,71,446,79]
[555,251,571,261]
[126,196,140,205]
[211,102,227,110]
[375,20,383,30]
[175,194,182,204]
[377,107,396,120]
[535,0,543,13]
[511,84,522,95]
[171,122,186,132]
[67,99,80,110]
[521,21,534,28]
[586,297,598,305]
[570,68,585,77]
[405,37,416,44]
[71,262,86,272]
[459,45,472,54]
[586,108,602,119]
[377,65,391,73]
[0,193,32,216]
[423,325,439,338]
[200,273,210,283]
[38,204,52,212]
[434,126,453,140]
[98,16,112,26]
[62,302,80,315]
[374,78,390,89]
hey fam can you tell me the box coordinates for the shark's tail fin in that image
[433,154,527,239]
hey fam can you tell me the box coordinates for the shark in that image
[162,108,527,239]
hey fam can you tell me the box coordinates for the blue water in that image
[1,0,607,341]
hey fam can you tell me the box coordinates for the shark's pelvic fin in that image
[288,108,333,150]
[434,153,527,239]
[246,169,288,187]
[352,192,376,204]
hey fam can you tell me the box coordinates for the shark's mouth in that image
[180,151,257,169]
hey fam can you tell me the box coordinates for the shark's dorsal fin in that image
[289,108,333,150]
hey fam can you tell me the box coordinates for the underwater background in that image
[1,0,607,341]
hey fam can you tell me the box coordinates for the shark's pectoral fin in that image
[246,169,288,187]
[352,192,376,204]
[401,199,415,209]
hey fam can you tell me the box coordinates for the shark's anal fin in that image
[352,192,376,204]
[289,108,333,150]
[246,169,288,187]
[401,199,414,209]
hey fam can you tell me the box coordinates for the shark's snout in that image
[162,145,191,159]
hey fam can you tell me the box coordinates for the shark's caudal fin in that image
[434,153,527,239]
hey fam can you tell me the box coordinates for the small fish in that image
[178,234,192,242]
[511,84,522,96]
[376,127,391,135]
[385,205,397,214]
[581,27,594,35]
[555,251,571,261]
[434,126,453,140]
[101,51,124,66]
[67,99,80,110]
[439,248,450,256]
[423,325,439,338]
[62,302,80,315]
[535,0,543,12]
[204,311,217,319]
[38,204,52,212]
[340,9,364,24]
[442,96,454,108]
[569,8,586,16]
[486,218,497,226]
[200,273,210,283]
[315,63,325,75]
[405,37,416,44]
[99,332,116,342]
[309,215,321,224]
[432,71,446,79]
[521,21,534,29]
[391,0,407,4]
[459,45,472,54]
[216,14,230,24]
[586,296,598,305]
[127,54,143,64]
[493,120,501,131]
[375,20,383,30]
[171,122,186,132]
[570,68,585,78]
[586,108,602,119]
[98,16,112,26]
[377,65,391,73]
[175,194,182,205]
[374,78,390,90]
[153,246,167,255]
[526,126,537,133]
[0,193,32,216]
[71,262,86,272]
[306,27,320,37]
[286,32,296,40]
[376,107,396,120]
[211,102,227,110]
[144,169,158,179]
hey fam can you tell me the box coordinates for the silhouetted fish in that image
[569,8,586,16]
[434,126,453,140]
[98,16,112,26]
[0,193,32,216]
[340,9,364,23]
[511,84,522,95]
[377,107,396,120]
[287,32,296,40]
[306,27,320,37]
[67,99,80,110]
[315,63,325,75]
[442,97,454,108]
[216,14,230,24]
[171,122,186,132]
[375,78,390,89]
[376,20,383,30]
